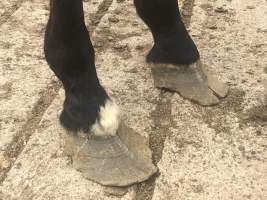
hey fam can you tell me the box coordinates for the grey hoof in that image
[63,123,157,187]
[150,60,229,106]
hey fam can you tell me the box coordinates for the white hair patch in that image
[90,100,121,137]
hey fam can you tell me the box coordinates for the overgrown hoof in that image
[150,60,229,106]
[63,123,157,187]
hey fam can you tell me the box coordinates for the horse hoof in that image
[63,123,157,187]
[150,60,229,106]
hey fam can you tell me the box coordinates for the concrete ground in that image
[0,0,266,199]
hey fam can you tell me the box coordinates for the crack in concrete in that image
[0,80,61,183]
[0,0,114,185]
[135,92,173,200]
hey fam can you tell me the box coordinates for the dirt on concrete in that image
[0,0,266,200]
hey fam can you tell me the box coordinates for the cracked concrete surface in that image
[0,0,266,199]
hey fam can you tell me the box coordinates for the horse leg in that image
[44,0,120,136]
[134,0,228,106]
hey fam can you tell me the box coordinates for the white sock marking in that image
[91,100,121,137]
